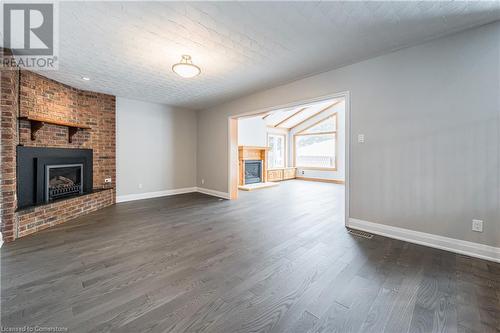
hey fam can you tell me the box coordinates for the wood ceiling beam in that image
[266,125,290,132]
[274,107,307,128]
[289,100,341,131]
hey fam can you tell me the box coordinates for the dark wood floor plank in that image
[311,274,383,333]
[1,180,499,333]
[289,310,319,333]
[377,244,430,333]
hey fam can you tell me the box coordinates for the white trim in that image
[116,187,230,203]
[116,187,197,203]
[348,218,500,263]
[344,91,350,228]
[227,117,233,200]
[196,187,230,200]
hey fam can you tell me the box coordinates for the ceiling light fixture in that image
[81,76,90,81]
[172,55,201,78]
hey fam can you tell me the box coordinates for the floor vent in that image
[348,229,374,239]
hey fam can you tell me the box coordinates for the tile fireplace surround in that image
[0,49,116,242]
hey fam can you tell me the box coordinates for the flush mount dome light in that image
[172,55,201,78]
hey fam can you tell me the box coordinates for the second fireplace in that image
[244,160,262,184]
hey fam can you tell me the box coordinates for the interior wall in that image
[196,22,500,247]
[116,97,197,199]
[238,117,267,146]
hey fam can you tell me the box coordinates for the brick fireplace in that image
[1,49,116,242]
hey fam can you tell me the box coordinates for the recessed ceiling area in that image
[25,1,500,110]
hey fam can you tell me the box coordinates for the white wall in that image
[238,117,267,146]
[197,22,500,247]
[290,100,345,181]
[116,97,197,200]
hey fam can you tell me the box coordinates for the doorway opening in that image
[228,92,350,226]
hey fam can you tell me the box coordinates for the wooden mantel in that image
[19,115,91,143]
[238,146,269,186]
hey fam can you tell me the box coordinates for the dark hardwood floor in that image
[1,180,499,332]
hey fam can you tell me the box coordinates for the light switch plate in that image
[472,219,483,232]
[104,178,112,183]
[358,134,365,143]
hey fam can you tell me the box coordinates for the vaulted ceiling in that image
[264,99,340,130]
[25,1,500,110]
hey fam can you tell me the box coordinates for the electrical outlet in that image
[358,134,365,143]
[472,219,483,232]
[104,178,112,183]
[301,170,305,175]
[138,183,143,189]
[201,179,205,185]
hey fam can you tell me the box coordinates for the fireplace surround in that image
[238,146,269,186]
[17,146,93,208]
[244,160,262,184]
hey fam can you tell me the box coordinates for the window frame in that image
[293,113,337,171]
[267,132,287,170]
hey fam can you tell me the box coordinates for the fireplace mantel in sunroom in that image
[238,146,269,186]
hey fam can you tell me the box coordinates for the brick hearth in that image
[17,189,114,238]
[1,48,116,242]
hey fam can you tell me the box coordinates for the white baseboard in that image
[116,187,197,203]
[348,218,500,263]
[196,187,230,200]
[116,186,230,203]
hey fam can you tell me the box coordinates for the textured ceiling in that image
[24,1,500,109]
